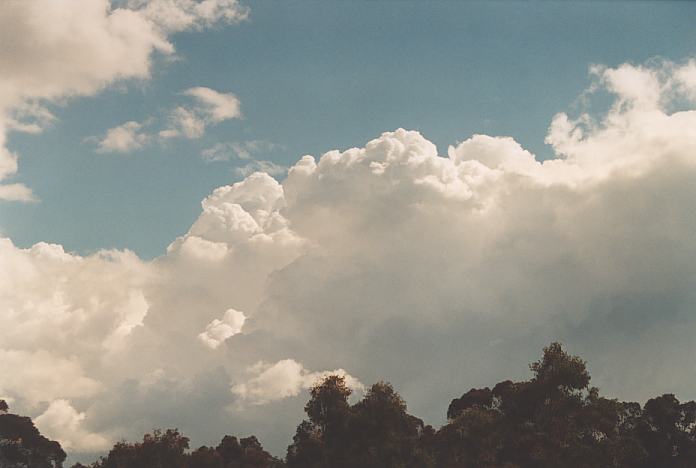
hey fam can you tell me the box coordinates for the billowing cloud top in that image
[3,56,696,455]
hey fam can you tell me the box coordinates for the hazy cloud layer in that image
[2,59,696,457]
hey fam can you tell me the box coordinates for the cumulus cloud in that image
[199,308,247,349]
[160,87,242,139]
[4,58,696,457]
[0,0,246,198]
[675,59,696,100]
[92,86,241,153]
[0,183,36,202]
[231,360,364,405]
[184,87,242,123]
[96,121,149,153]
[35,400,111,452]
[0,350,102,407]
[160,106,207,139]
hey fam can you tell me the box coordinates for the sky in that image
[2,1,696,258]
[2,0,696,462]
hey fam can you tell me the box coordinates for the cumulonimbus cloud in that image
[2,58,696,455]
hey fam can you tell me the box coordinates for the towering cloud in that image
[2,59,696,455]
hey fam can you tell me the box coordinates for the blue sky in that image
[3,1,695,258]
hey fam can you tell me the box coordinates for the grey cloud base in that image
[2,59,696,457]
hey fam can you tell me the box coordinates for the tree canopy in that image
[4,343,696,467]
[0,400,66,468]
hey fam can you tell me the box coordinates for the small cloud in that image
[198,308,246,349]
[7,101,56,135]
[95,121,149,153]
[231,359,364,406]
[90,87,242,153]
[200,143,234,162]
[0,183,37,202]
[160,106,206,140]
[201,140,282,162]
[159,87,242,140]
[136,0,250,33]
[157,128,179,139]
[200,140,287,177]
[234,160,287,178]
[183,87,242,122]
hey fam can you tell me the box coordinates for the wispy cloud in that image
[201,140,282,161]
[91,87,243,153]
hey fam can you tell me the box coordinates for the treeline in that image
[3,343,696,467]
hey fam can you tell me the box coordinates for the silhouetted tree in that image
[434,342,690,468]
[74,430,283,468]
[190,435,283,468]
[631,393,696,467]
[287,377,434,468]
[348,381,435,468]
[0,400,66,468]
[38,342,696,468]
[287,375,352,468]
[91,429,189,468]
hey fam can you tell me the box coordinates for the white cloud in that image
[447,134,535,170]
[0,183,36,202]
[199,308,246,349]
[160,106,207,139]
[92,86,242,151]
[201,140,281,162]
[184,87,242,122]
[131,0,248,33]
[0,350,102,406]
[231,360,364,405]
[96,121,149,153]
[157,88,241,141]
[0,0,246,198]
[234,161,287,178]
[4,58,696,456]
[35,400,111,452]
[592,63,664,110]
[7,101,56,135]
[200,141,286,178]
